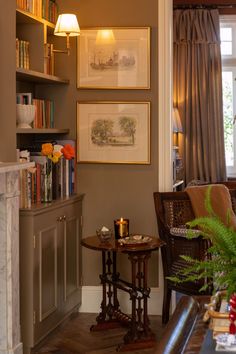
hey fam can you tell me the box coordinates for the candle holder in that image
[114,218,129,239]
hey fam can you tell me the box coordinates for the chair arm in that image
[170,227,202,238]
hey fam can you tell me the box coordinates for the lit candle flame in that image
[120,217,123,222]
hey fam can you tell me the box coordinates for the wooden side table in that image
[81,235,164,352]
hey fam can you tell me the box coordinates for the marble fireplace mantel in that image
[0,162,34,354]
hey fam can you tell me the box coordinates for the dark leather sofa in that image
[154,296,209,354]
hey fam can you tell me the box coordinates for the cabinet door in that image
[60,199,82,314]
[33,210,61,343]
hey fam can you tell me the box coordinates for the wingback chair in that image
[153,187,236,324]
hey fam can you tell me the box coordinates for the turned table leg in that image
[91,250,122,331]
[118,251,156,351]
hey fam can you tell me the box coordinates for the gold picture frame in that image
[77,101,150,164]
[77,27,150,89]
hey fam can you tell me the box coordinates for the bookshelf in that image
[15,4,82,353]
[16,67,69,84]
[16,8,55,30]
[17,128,69,134]
[16,4,74,204]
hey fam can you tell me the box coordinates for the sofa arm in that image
[154,296,199,354]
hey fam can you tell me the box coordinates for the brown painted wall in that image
[0,0,16,161]
[39,0,159,286]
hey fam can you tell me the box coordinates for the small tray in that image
[118,235,151,246]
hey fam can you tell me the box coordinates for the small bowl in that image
[96,229,112,242]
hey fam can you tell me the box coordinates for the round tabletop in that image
[81,235,165,253]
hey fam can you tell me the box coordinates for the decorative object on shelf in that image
[40,142,75,202]
[16,104,35,128]
[96,226,113,242]
[77,101,150,164]
[41,143,62,202]
[114,218,129,239]
[54,13,80,55]
[77,27,150,89]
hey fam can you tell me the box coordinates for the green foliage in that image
[168,186,236,298]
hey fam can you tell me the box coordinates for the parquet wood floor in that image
[34,313,164,354]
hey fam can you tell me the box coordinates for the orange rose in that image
[41,143,53,156]
[61,144,75,160]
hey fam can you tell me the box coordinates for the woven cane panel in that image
[163,200,194,228]
[231,196,236,214]
[170,237,201,261]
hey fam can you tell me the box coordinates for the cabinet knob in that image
[57,216,63,222]
[62,215,66,221]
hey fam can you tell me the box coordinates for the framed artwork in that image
[77,27,150,89]
[77,102,150,164]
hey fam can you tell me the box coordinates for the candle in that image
[114,217,129,239]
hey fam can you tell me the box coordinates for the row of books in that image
[32,98,55,128]
[44,43,55,75]
[42,0,58,24]
[17,0,58,24]
[16,38,30,70]
[19,150,75,208]
[16,92,55,128]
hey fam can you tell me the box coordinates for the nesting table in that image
[81,235,164,351]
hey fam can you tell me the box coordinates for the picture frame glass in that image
[77,28,150,89]
[77,102,150,164]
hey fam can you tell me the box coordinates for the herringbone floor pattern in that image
[34,313,164,354]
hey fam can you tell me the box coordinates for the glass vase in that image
[42,158,53,203]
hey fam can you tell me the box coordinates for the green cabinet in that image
[19,195,83,354]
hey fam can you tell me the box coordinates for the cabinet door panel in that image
[39,225,57,321]
[33,213,61,343]
[64,216,79,300]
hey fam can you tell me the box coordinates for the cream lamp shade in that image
[173,107,183,133]
[54,14,80,37]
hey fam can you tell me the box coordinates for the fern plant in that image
[168,185,236,299]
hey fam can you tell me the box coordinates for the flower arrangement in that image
[40,142,75,202]
[41,142,75,162]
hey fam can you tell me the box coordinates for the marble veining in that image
[0,163,32,354]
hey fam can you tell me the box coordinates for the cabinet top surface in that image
[81,235,164,253]
[20,194,84,214]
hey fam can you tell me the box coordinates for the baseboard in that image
[0,342,23,354]
[79,286,162,315]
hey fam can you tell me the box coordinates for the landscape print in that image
[90,115,137,147]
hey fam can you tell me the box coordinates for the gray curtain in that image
[173,9,227,184]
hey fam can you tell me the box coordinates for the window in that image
[220,27,232,56]
[221,17,236,176]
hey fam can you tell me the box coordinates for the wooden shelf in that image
[16,68,69,84]
[16,128,69,134]
[16,8,55,31]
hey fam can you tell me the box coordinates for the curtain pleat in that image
[173,9,226,183]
